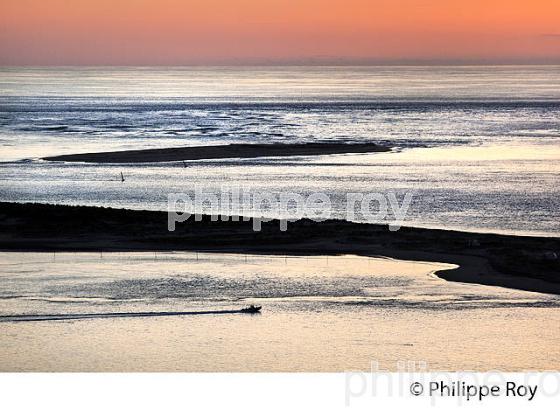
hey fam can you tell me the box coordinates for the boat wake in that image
[0,308,261,322]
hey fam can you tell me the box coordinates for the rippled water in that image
[1,66,559,235]
[1,252,559,371]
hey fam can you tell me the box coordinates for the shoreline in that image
[43,142,391,163]
[1,202,559,295]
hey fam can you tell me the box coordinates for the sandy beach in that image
[43,142,391,163]
[1,202,558,295]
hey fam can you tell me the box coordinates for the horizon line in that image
[2,61,560,68]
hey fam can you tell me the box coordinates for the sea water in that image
[1,252,559,371]
[1,66,559,235]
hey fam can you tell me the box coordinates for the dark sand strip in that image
[1,202,559,295]
[43,142,390,163]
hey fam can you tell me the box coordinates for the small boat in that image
[240,305,262,314]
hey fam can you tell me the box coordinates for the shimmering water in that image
[1,252,559,371]
[1,68,558,372]
[1,66,559,235]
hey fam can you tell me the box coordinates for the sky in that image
[1,0,559,65]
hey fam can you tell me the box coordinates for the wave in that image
[2,96,560,113]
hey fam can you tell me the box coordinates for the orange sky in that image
[1,0,559,65]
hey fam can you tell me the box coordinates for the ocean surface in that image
[1,68,560,372]
[1,66,559,236]
[1,252,559,371]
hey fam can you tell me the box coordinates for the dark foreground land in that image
[1,202,559,295]
[43,142,390,163]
